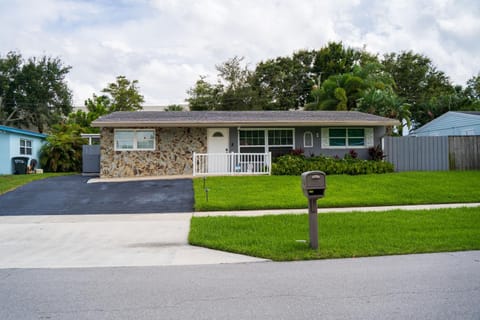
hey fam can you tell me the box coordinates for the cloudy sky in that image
[1,0,479,106]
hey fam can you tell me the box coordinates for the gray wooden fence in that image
[449,136,480,170]
[82,145,100,175]
[382,136,480,172]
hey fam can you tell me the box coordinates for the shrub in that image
[40,123,87,172]
[271,154,394,176]
[368,144,386,161]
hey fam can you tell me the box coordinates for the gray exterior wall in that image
[229,126,386,159]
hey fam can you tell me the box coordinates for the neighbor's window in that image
[20,139,32,155]
[114,129,155,151]
[329,128,365,147]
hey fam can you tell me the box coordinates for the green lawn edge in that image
[189,207,480,261]
[194,171,480,211]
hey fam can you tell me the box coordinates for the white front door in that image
[207,128,230,173]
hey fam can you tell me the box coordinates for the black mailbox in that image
[301,171,326,199]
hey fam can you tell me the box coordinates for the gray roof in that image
[91,111,399,128]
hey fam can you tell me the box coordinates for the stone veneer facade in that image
[100,127,207,178]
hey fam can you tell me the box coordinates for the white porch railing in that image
[193,152,272,176]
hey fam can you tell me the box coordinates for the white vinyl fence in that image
[193,152,271,176]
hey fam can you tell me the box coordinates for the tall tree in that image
[187,57,260,111]
[215,56,260,110]
[0,51,72,132]
[186,76,222,111]
[465,73,480,101]
[382,51,454,127]
[306,63,393,111]
[67,94,111,132]
[101,75,144,112]
[312,42,377,80]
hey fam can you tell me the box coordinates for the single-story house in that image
[411,111,480,136]
[91,111,399,178]
[0,125,47,175]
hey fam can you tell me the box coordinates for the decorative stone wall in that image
[100,127,207,178]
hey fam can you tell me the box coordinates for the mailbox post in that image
[301,171,326,250]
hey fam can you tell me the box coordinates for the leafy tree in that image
[0,51,72,132]
[67,76,144,132]
[187,57,261,111]
[382,51,454,126]
[215,56,261,111]
[67,94,111,132]
[465,73,480,101]
[306,72,366,110]
[40,123,86,172]
[312,42,378,80]
[252,50,316,110]
[357,88,411,133]
[186,76,222,110]
[101,75,144,111]
[306,63,394,111]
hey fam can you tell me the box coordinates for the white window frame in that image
[303,131,313,148]
[238,128,295,152]
[321,127,374,149]
[114,129,156,151]
[20,138,32,155]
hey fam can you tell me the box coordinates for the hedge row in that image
[271,154,394,175]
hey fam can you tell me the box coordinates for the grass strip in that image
[194,171,480,211]
[189,207,480,261]
[0,173,75,195]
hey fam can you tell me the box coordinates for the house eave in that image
[92,120,400,128]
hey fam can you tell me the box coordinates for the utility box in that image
[12,157,29,174]
[301,171,326,199]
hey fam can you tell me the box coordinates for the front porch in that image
[193,152,272,176]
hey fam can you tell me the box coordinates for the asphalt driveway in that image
[0,175,194,215]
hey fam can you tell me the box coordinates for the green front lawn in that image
[189,207,480,261]
[0,173,75,195]
[194,171,480,211]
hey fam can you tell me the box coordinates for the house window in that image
[329,128,365,147]
[321,128,373,148]
[114,129,155,151]
[268,129,293,146]
[238,129,294,156]
[239,129,265,146]
[20,139,32,155]
[304,131,313,148]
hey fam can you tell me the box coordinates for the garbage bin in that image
[12,157,29,174]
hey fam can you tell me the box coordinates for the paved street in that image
[1,251,479,320]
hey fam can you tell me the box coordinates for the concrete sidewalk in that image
[194,202,480,217]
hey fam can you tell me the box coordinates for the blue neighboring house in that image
[0,125,47,175]
[411,111,480,136]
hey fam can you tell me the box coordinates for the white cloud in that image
[1,0,479,106]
